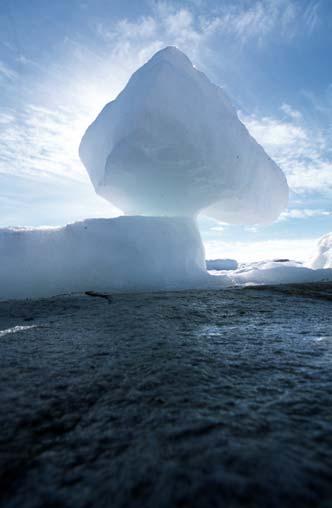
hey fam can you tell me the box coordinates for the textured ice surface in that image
[0,217,207,299]
[79,47,288,224]
[309,233,332,269]
[0,286,331,507]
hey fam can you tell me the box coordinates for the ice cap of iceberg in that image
[79,46,288,224]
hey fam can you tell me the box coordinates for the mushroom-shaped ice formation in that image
[80,47,288,224]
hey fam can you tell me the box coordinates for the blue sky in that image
[0,0,331,261]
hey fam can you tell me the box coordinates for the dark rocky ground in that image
[0,284,331,508]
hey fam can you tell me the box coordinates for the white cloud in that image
[202,0,299,44]
[210,225,226,233]
[279,208,332,220]
[281,103,302,120]
[0,60,17,80]
[96,0,312,66]
[239,110,332,195]
[241,114,308,146]
[303,1,321,33]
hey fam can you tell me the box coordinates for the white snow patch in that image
[212,259,332,286]
[308,233,332,269]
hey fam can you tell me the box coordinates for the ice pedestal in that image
[0,216,207,299]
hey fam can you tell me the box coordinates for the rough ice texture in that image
[79,47,288,224]
[309,233,332,269]
[1,287,332,508]
[0,217,207,300]
[206,258,238,271]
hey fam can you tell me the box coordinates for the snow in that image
[80,46,288,224]
[206,259,238,271]
[0,217,207,300]
[309,233,332,269]
[213,260,332,286]
[1,220,332,299]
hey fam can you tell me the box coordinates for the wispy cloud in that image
[0,104,89,183]
[0,60,17,80]
[281,103,303,120]
[200,0,299,44]
[96,0,318,68]
[303,0,321,33]
[239,107,332,196]
[279,208,332,220]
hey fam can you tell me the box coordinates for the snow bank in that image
[206,259,238,271]
[214,260,332,286]
[309,233,332,269]
[0,217,207,300]
[80,46,288,224]
[1,222,332,300]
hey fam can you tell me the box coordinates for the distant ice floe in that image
[206,259,238,271]
[206,235,332,285]
[308,233,332,269]
[218,259,332,286]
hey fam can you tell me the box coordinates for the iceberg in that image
[1,47,303,300]
[0,217,207,299]
[80,47,288,224]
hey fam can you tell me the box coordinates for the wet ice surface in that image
[0,284,331,508]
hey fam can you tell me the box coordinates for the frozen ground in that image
[0,284,332,508]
